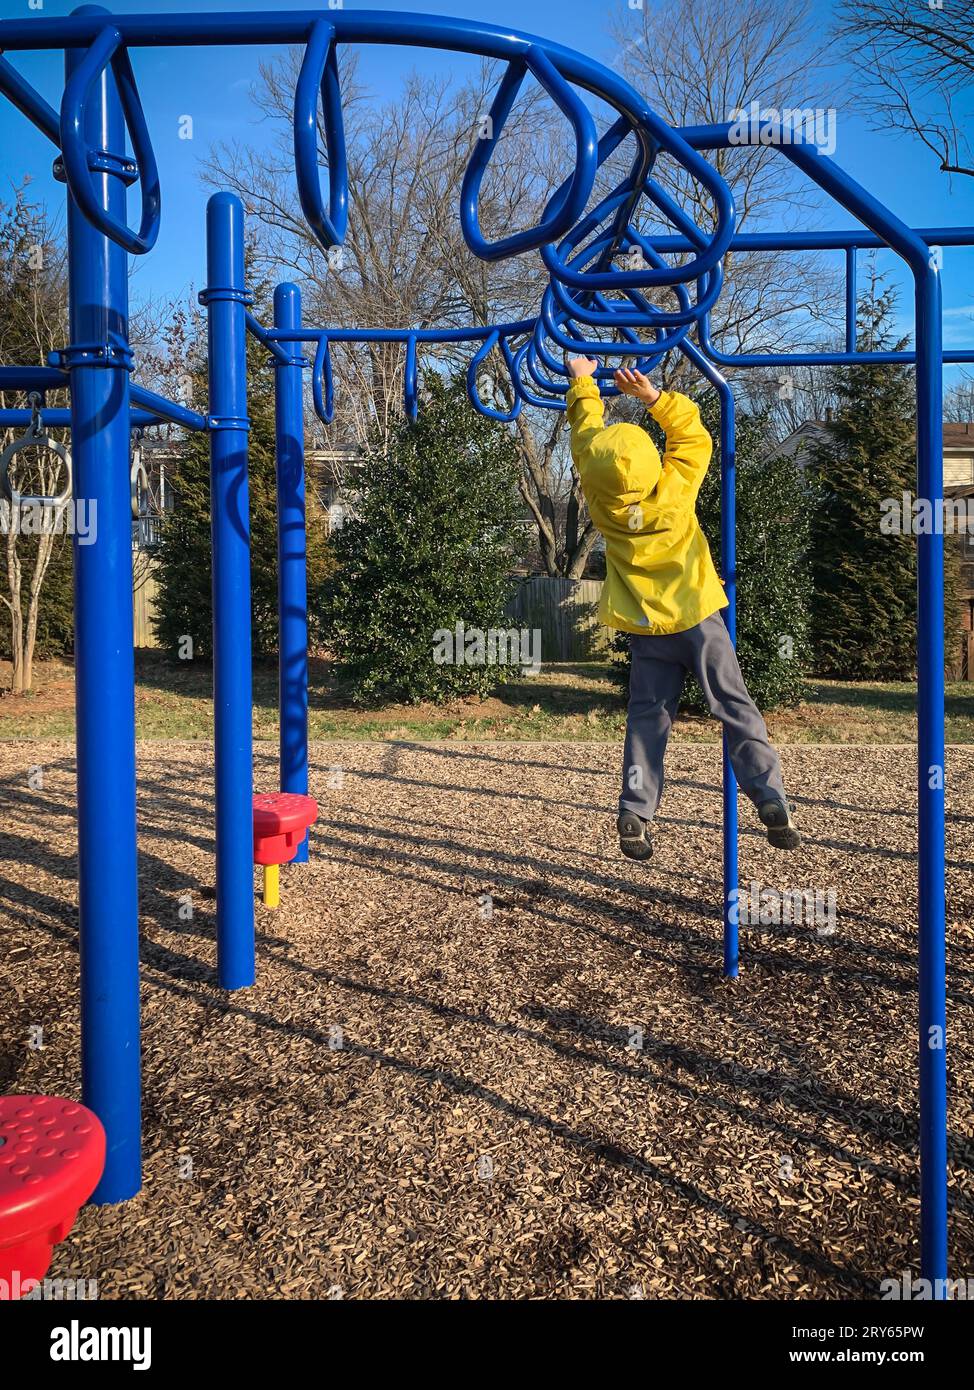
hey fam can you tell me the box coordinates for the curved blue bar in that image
[311,335,334,424]
[59,22,161,254]
[460,46,597,262]
[548,234,723,330]
[539,283,692,359]
[404,333,418,421]
[510,340,566,411]
[466,333,523,421]
[10,8,736,281]
[293,19,348,251]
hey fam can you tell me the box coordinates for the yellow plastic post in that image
[263,862,280,909]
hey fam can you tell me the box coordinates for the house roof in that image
[944,423,974,448]
[777,419,974,461]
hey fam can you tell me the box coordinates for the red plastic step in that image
[253,792,318,865]
[0,1095,106,1297]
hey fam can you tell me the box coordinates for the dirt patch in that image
[1,740,972,1299]
[0,660,76,718]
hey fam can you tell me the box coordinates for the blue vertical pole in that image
[844,247,857,354]
[915,263,947,1291]
[273,283,309,863]
[66,5,141,1202]
[718,382,739,978]
[203,192,255,989]
[675,341,739,977]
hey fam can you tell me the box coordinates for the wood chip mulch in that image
[1,739,972,1300]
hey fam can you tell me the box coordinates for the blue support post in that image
[845,246,857,354]
[273,283,310,862]
[915,265,947,1291]
[203,192,255,989]
[65,5,141,1203]
[718,384,739,978]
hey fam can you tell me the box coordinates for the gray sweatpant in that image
[620,612,787,821]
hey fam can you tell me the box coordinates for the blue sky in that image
[1,0,972,370]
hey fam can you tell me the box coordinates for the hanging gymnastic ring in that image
[0,421,73,511]
[130,431,148,518]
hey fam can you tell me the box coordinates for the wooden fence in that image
[133,560,160,649]
[504,576,610,661]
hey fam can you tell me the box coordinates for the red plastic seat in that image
[0,1095,106,1297]
[252,791,318,865]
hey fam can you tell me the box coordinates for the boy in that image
[566,357,799,861]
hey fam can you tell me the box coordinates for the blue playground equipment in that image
[0,5,971,1293]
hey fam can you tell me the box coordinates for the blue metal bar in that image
[707,344,974,366]
[915,261,948,1294]
[845,246,857,354]
[293,18,348,251]
[311,335,333,425]
[637,227,974,253]
[0,54,61,143]
[245,309,292,366]
[59,20,161,254]
[0,367,68,392]
[0,9,735,280]
[273,282,310,864]
[65,6,141,1205]
[759,126,949,1297]
[672,338,738,977]
[129,382,208,430]
[203,191,255,990]
[460,46,598,261]
[466,332,523,422]
[0,366,208,428]
[0,407,158,427]
[269,320,535,345]
[404,333,418,421]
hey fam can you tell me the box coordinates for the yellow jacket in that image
[567,377,727,635]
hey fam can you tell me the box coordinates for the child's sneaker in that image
[757,799,801,850]
[617,810,653,861]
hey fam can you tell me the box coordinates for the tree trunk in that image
[6,519,25,693]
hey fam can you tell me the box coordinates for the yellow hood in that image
[580,422,662,507]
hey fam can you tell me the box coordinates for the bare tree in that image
[203,51,604,575]
[608,0,838,394]
[945,372,974,422]
[203,5,837,574]
[0,186,71,694]
[741,354,842,439]
[834,0,974,178]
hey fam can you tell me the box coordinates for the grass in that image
[2,652,973,743]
